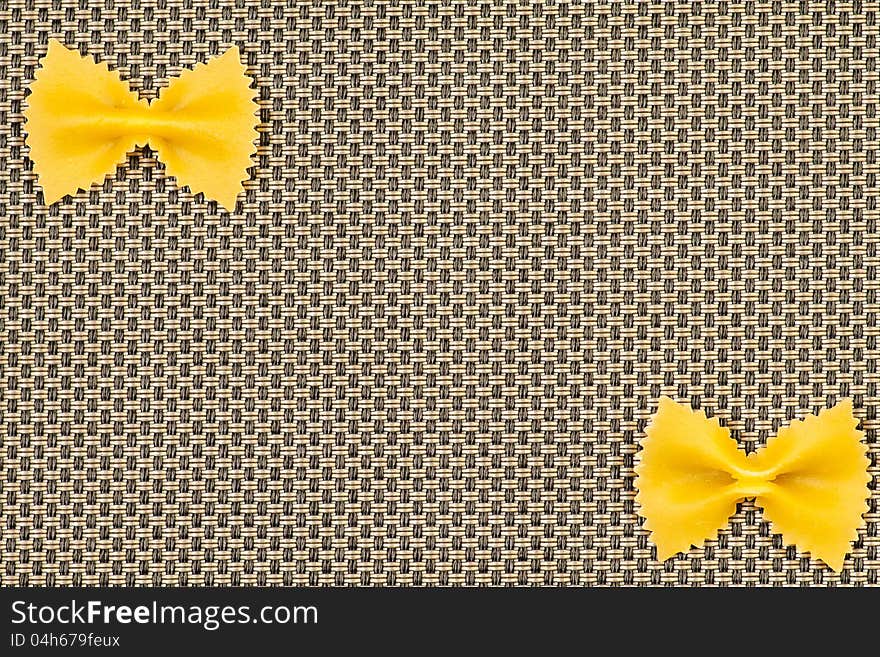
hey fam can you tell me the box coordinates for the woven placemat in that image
[1,0,878,586]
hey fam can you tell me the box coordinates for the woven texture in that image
[1,0,879,586]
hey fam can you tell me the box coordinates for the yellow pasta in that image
[636,397,870,571]
[24,39,258,210]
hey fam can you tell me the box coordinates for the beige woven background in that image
[1,0,878,586]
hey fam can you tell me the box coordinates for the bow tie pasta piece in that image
[24,39,258,210]
[635,396,870,571]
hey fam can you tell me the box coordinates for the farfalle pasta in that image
[636,397,871,571]
[24,39,258,209]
